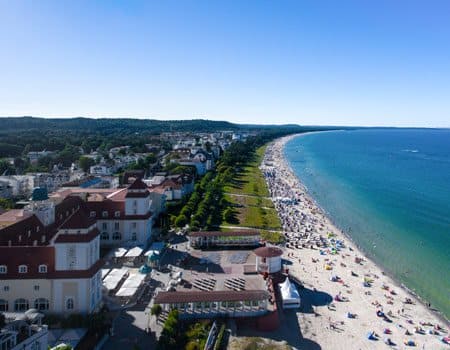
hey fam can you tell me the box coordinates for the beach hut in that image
[254,246,283,274]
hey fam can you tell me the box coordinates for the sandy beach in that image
[260,134,449,350]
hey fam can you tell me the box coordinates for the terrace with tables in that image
[153,247,277,320]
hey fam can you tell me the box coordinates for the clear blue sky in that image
[1,0,449,127]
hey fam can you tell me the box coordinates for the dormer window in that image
[0,265,7,274]
[38,265,47,273]
[102,211,108,218]
[115,211,120,218]
[18,265,28,274]
[90,211,96,218]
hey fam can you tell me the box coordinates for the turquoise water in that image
[284,129,450,320]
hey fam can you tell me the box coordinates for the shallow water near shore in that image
[284,129,450,320]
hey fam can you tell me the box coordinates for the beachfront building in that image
[254,246,283,274]
[0,193,102,314]
[188,231,261,249]
[154,290,270,319]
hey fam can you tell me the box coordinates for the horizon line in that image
[1,115,449,129]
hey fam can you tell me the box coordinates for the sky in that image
[1,0,450,127]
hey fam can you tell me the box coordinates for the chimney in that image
[41,235,46,243]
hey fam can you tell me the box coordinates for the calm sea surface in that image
[284,129,450,319]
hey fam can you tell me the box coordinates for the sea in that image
[284,129,450,320]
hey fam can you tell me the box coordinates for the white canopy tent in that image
[103,268,129,291]
[115,273,146,297]
[101,268,111,279]
[110,247,128,258]
[125,246,143,258]
[279,278,301,309]
[144,242,165,256]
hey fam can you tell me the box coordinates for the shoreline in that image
[261,134,449,349]
[281,133,449,326]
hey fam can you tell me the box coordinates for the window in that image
[18,265,28,273]
[132,222,137,228]
[101,232,109,240]
[133,200,137,207]
[38,264,47,273]
[66,298,74,310]
[34,298,49,311]
[0,299,8,312]
[3,286,9,292]
[67,246,77,270]
[114,222,120,230]
[14,298,29,311]
[131,232,137,241]
[115,211,120,218]
[102,211,108,218]
[36,226,40,232]
[34,285,40,291]
[112,232,122,240]
[102,222,108,230]
[90,211,96,217]
[0,265,7,274]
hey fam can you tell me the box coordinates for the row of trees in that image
[174,171,224,231]
[172,129,312,231]
[157,309,183,349]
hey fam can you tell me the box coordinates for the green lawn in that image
[223,146,270,197]
[222,145,281,231]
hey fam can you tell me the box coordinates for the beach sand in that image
[259,135,449,350]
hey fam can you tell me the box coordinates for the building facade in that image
[86,179,154,247]
[188,231,261,249]
[0,196,103,315]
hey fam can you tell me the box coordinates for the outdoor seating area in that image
[224,278,246,291]
[192,278,217,291]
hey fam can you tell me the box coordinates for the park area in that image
[222,146,283,242]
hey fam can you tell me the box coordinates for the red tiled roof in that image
[154,290,269,304]
[125,191,150,198]
[0,246,104,279]
[0,246,55,278]
[54,228,100,243]
[85,200,152,220]
[254,246,283,258]
[189,231,260,238]
[60,209,96,230]
[127,178,148,190]
[0,214,48,246]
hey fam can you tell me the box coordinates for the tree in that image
[175,215,188,228]
[223,208,236,223]
[0,198,14,210]
[78,156,95,172]
[151,304,162,318]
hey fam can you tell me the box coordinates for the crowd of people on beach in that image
[260,136,449,349]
